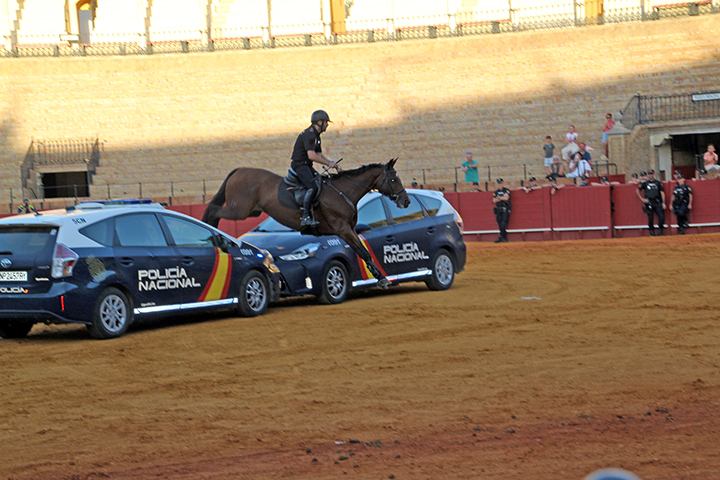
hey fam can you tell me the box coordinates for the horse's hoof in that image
[377,278,389,290]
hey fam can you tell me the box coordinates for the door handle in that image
[119,257,134,267]
[427,226,436,235]
[182,256,195,266]
[385,235,395,243]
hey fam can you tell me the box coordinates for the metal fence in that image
[621,92,720,130]
[3,1,719,58]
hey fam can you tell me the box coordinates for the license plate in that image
[0,271,27,282]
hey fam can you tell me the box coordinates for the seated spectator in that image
[544,175,565,195]
[591,176,621,186]
[629,172,640,184]
[566,153,592,178]
[561,125,580,161]
[522,177,542,193]
[577,143,592,165]
[703,144,720,171]
[546,155,566,179]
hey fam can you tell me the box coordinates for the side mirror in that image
[355,223,372,234]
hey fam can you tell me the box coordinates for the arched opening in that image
[77,0,93,44]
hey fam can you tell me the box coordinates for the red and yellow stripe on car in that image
[356,235,387,280]
[198,248,232,301]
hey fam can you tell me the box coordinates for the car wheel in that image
[237,270,268,317]
[318,260,349,305]
[0,321,34,339]
[88,287,132,340]
[426,249,455,291]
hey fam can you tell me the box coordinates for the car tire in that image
[88,287,132,340]
[237,270,269,317]
[426,249,455,291]
[0,321,34,339]
[317,260,349,305]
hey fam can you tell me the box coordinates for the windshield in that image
[252,217,295,233]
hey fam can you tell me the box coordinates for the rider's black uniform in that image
[493,185,511,243]
[672,182,693,235]
[291,125,323,225]
[639,178,665,236]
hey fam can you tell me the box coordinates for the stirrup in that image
[301,214,319,227]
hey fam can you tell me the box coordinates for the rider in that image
[290,110,340,227]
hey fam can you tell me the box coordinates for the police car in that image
[240,189,466,304]
[0,200,281,339]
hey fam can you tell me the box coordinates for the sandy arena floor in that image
[2,235,719,480]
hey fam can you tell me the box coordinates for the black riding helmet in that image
[311,110,331,124]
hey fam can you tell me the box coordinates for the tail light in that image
[52,244,79,278]
[454,212,464,232]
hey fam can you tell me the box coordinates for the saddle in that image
[278,169,323,210]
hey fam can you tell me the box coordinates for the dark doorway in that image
[672,132,720,172]
[42,171,89,199]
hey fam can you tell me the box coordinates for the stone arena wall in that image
[1,14,720,201]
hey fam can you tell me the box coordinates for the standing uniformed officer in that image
[636,169,666,236]
[290,110,340,227]
[492,178,511,243]
[671,172,693,235]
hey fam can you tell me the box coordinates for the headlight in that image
[278,242,321,261]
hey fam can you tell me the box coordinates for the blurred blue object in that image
[585,469,642,480]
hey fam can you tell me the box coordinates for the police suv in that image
[241,189,466,304]
[0,200,280,339]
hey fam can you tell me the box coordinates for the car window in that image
[414,195,442,216]
[80,218,114,246]
[358,198,388,228]
[163,215,215,247]
[115,213,168,247]
[0,226,56,253]
[387,196,425,224]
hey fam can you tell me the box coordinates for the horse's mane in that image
[327,163,384,180]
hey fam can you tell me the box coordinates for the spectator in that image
[695,168,708,181]
[522,177,542,193]
[561,125,580,161]
[703,144,720,171]
[542,136,556,171]
[547,155,566,179]
[458,152,479,185]
[566,153,592,178]
[577,143,592,164]
[492,178,511,243]
[671,172,693,235]
[591,176,620,186]
[629,173,640,184]
[17,198,37,214]
[636,169,666,236]
[602,113,615,157]
[544,175,565,195]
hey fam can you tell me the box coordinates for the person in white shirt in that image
[561,125,580,161]
[566,152,592,178]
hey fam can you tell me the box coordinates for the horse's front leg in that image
[338,230,389,290]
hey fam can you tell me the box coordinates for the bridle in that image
[323,162,405,206]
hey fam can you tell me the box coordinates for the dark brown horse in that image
[202,158,410,288]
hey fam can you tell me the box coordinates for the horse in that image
[202,158,410,289]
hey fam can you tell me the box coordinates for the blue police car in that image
[240,189,466,304]
[0,200,281,339]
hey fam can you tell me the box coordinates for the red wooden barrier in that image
[612,183,652,238]
[673,178,720,234]
[550,185,612,240]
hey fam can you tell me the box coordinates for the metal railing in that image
[621,92,720,130]
[3,1,719,58]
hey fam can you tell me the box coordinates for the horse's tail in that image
[202,168,239,227]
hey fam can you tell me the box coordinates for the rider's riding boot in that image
[301,188,319,227]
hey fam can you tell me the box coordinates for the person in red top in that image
[602,113,615,157]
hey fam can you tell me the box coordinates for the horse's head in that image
[378,158,410,208]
